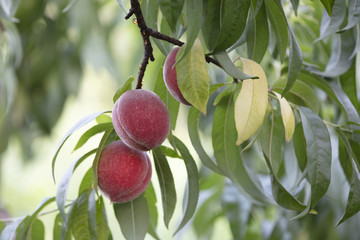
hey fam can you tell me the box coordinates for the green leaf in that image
[56,149,96,219]
[173,136,199,234]
[0,222,5,233]
[152,147,177,228]
[246,3,269,63]
[263,155,306,211]
[187,107,224,175]
[27,219,44,240]
[73,123,112,151]
[313,30,356,77]
[272,78,320,114]
[113,76,135,103]
[299,107,332,207]
[176,0,202,63]
[96,114,112,124]
[52,111,110,182]
[340,63,359,111]
[160,146,181,159]
[283,25,303,96]
[96,197,111,240]
[212,86,269,203]
[144,183,160,240]
[290,0,299,14]
[92,126,115,195]
[321,0,335,16]
[156,0,185,32]
[201,0,250,52]
[264,0,289,61]
[234,58,268,145]
[79,168,94,195]
[176,39,210,114]
[114,196,149,240]
[53,213,63,240]
[153,57,180,130]
[214,51,255,80]
[342,0,360,30]
[293,123,308,172]
[317,0,346,41]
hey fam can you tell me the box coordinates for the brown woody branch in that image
[126,0,222,89]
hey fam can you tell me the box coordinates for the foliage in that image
[1,0,360,239]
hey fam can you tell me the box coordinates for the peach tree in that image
[1,0,360,239]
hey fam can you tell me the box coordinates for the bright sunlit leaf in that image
[273,92,295,142]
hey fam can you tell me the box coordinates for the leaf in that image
[156,0,185,32]
[0,218,23,240]
[92,126,115,195]
[273,92,295,142]
[235,58,268,145]
[187,107,223,174]
[152,147,177,228]
[27,219,44,240]
[299,107,332,207]
[290,0,299,14]
[153,57,180,130]
[212,86,269,203]
[264,0,289,61]
[320,0,335,16]
[53,213,63,240]
[160,146,181,159]
[176,0,202,63]
[283,25,303,96]
[176,39,210,114]
[173,136,199,234]
[246,3,269,63]
[201,0,250,52]
[313,30,356,77]
[213,51,255,80]
[56,149,96,219]
[96,197,111,240]
[113,76,135,103]
[272,78,320,114]
[342,0,360,30]
[144,183,159,240]
[79,168,94,195]
[117,0,128,14]
[340,63,359,111]
[263,155,306,211]
[317,0,346,41]
[0,222,5,233]
[62,0,80,13]
[73,123,112,151]
[96,114,112,124]
[52,111,110,182]
[114,196,149,240]
[293,123,308,172]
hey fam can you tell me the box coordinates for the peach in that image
[97,140,152,203]
[163,47,191,105]
[112,89,170,151]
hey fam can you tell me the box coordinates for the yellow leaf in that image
[274,92,295,142]
[235,58,268,145]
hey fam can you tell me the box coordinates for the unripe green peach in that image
[163,48,191,105]
[112,89,170,151]
[97,140,152,203]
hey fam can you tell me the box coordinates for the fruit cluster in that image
[97,48,187,203]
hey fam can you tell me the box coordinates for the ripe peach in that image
[163,47,191,105]
[112,89,170,151]
[97,140,152,203]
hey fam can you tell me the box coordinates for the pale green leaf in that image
[214,51,255,80]
[235,58,268,145]
[27,219,44,240]
[73,123,112,151]
[176,39,210,114]
[53,214,63,240]
[273,92,295,142]
[113,76,135,103]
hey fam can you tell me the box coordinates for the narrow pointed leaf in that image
[96,197,111,240]
[144,183,160,240]
[71,190,94,240]
[156,0,184,32]
[52,111,110,182]
[114,196,149,240]
[176,39,209,114]
[117,0,128,14]
[235,58,268,145]
[293,123,308,171]
[73,123,112,151]
[27,219,44,240]
[152,147,177,228]
[113,76,135,103]
[188,107,224,175]
[173,136,199,234]
[299,107,332,207]
[273,92,295,142]
[53,213,63,240]
[0,218,23,240]
[317,0,346,41]
[321,0,335,16]
[214,51,255,80]
[342,0,360,30]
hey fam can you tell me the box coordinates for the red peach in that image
[112,89,170,151]
[97,140,152,203]
[163,48,191,105]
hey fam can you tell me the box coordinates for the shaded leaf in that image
[173,136,199,234]
[152,147,177,228]
[160,146,181,159]
[342,0,360,30]
[156,0,184,32]
[53,213,63,240]
[235,58,268,145]
[0,218,23,240]
[320,0,335,16]
[176,39,209,114]
[27,219,44,240]
[52,111,110,182]
[96,197,111,240]
[299,107,332,207]
[144,183,160,240]
[317,0,346,41]
[114,196,149,240]
[293,123,308,172]
[214,51,255,80]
